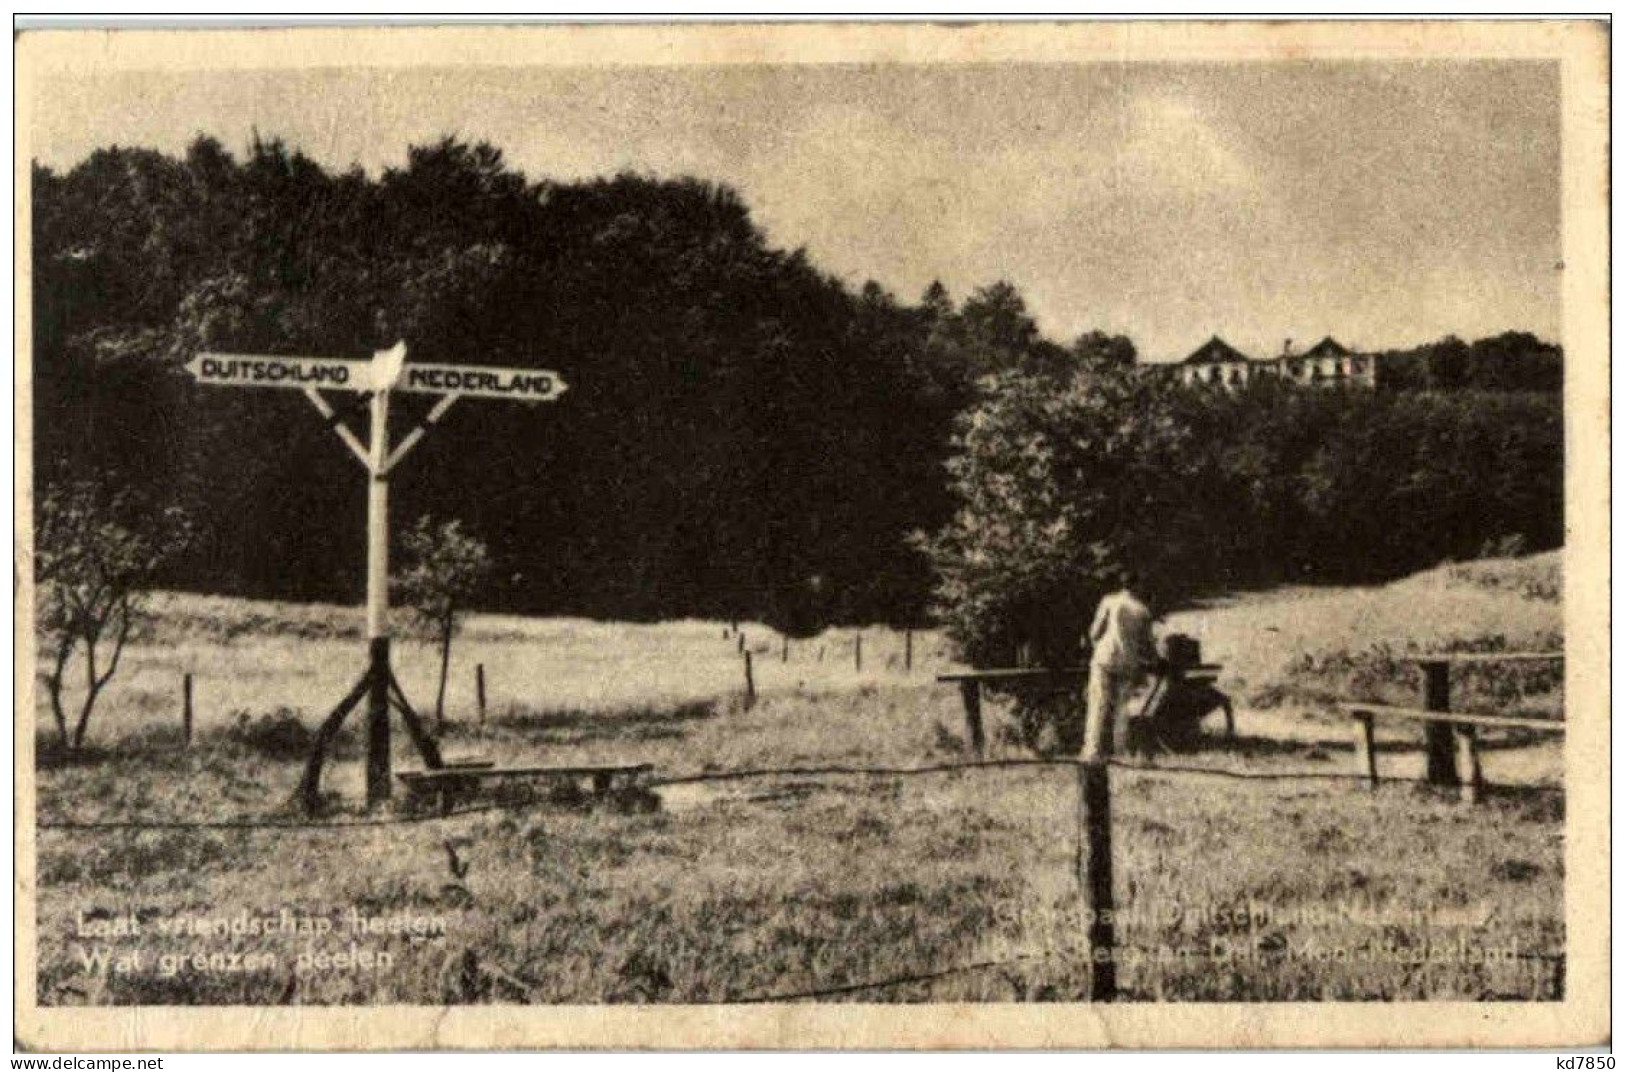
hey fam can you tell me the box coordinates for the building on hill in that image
[1173,334,1380,389]
[1176,335,1263,388]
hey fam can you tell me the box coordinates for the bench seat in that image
[1338,702,1563,803]
[396,763,654,813]
[1337,702,1565,733]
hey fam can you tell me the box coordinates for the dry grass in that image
[35,556,1565,1004]
[1164,551,1563,712]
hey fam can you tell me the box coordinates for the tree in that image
[1071,330,1137,372]
[36,479,192,751]
[393,516,493,727]
[918,361,1202,666]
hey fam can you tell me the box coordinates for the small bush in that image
[218,708,313,761]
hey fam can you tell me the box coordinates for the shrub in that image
[219,707,314,761]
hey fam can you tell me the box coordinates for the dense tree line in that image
[1372,332,1562,393]
[33,135,1563,639]
[31,136,1101,631]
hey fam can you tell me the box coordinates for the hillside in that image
[1166,551,1562,708]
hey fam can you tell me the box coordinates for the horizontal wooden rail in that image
[937,664,1221,684]
[1338,702,1565,732]
[398,762,653,782]
[1397,652,1564,665]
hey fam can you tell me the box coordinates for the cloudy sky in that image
[33,60,1560,360]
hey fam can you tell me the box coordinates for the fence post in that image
[743,650,756,708]
[1420,660,1459,787]
[1454,725,1483,805]
[1352,710,1378,789]
[782,635,789,663]
[958,680,985,757]
[1076,761,1117,1002]
[182,672,193,746]
[855,634,863,673]
[905,629,913,673]
[737,633,746,654]
[476,663,487,726]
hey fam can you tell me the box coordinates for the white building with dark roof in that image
[1174,335,1379,389]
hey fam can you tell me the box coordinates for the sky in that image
[32,60,1561,361]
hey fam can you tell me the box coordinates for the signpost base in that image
[298,653,444,816]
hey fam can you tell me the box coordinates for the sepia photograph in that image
[12,18,1610,1051]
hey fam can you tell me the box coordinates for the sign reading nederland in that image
[396,363,568,402]
[189,352,568,401]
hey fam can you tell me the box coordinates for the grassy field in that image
[33,554,1565,1004]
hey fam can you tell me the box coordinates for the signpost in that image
[187,341,567,812]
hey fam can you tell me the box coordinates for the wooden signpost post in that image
[186,342,567,812]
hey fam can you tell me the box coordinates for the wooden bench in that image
[937,663,1227,756]
[1347,651,1565,801]
[396,762,654,814]
[1339,703,1564,803]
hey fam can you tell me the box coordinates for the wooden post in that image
[1352,710,1378,789]
[182,672,193,746]
[742,650,756,708]
[855,634,863,673]
[364,386,393,807]
[782,635,789,663]
[818,645,825,663]
[475,663,487,726]
[905,629,913,673]
[1420,661,1459,787]
[1076,761,1117,1002]
[737,633,745,654]
[1454,725,1483,805]
[959,680,985,757]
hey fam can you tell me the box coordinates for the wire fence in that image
[35,751,1567,1003]
[35,751,1563,833]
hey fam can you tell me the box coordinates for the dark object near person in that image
[1160,633,1203,672]
[1132,636,1234,754]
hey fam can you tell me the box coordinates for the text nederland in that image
[188,352,568,401]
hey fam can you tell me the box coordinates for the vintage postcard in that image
[12,19,1610,1051]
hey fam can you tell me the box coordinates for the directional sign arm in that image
[302,387,371,468]
[384,393,460,474]
[396,363,567,402]
[190,352,372,390]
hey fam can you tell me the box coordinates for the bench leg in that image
[1353,712,1378,789]
[1423,722,1459,787]
[960,680,985,757]
[1453,724,1483,805]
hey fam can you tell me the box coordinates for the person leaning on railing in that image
[1082,569,1159,761]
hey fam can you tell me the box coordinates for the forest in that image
[31,135,1563,638]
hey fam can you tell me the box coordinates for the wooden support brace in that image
[298,670,374,814]
[385,393,461,474]
[301,387,371,467]
[386,672,445,769]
